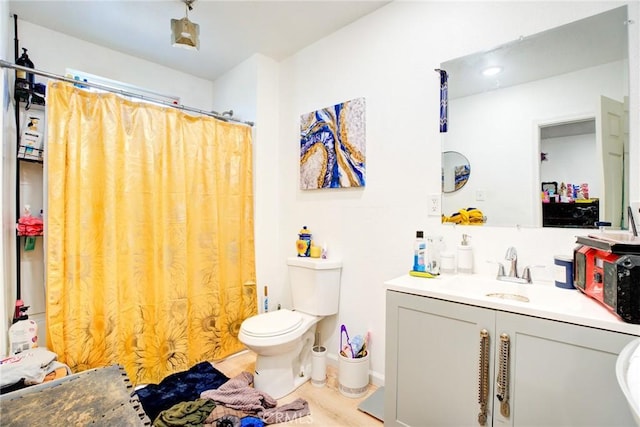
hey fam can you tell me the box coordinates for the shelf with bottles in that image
[17,148,44,164]
[15,77,47,109]
[15,78,46,107]
[17,103,46,163]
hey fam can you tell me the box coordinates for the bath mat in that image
[357,386,384,421]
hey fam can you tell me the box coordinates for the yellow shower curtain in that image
[45,82,256,384]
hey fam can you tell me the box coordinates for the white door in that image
[599,95,624,229]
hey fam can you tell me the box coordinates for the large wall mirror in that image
[440,6,630,229]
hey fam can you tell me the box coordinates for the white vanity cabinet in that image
[385,289,638,426]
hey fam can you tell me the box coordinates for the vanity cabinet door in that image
[496,311,637,427]
[385,290,496,427]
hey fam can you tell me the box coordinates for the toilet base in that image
[253,327,315,399]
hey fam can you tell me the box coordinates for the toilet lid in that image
[242,310,303,337]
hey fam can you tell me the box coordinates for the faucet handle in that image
[497,262,506,278]
[522,265,545,284]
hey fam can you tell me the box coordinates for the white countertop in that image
[385,273,640,336]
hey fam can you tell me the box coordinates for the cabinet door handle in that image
[478,329,490,425]
[496,333,511,418]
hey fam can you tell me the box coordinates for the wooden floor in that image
[215,350,384,426]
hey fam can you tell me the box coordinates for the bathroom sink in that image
[486,292,530,303]
[434,275,579,311]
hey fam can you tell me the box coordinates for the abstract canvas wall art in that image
[300,97,366,190]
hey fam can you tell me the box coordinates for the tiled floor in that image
[215,350,384,426]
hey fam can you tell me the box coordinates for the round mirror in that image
[442,151,470,193]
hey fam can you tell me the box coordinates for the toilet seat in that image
[241,309,303,337]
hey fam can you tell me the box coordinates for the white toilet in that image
[238,256,342,399]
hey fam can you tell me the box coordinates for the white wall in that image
[274,1,639,384]
[540,133,598,196]
[211,53,281,311]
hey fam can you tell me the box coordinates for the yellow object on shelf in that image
[310,245,321,258]
[409,270,437,278]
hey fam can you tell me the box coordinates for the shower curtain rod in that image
[0,59,254,127]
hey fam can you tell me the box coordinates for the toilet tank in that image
[287,257,342,316]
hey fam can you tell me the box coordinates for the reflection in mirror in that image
[442,151,470,193]
[440,5,630,229]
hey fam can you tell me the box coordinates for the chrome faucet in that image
[505,246,518,277]
[497,247,532,284]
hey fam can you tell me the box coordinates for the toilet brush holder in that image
[311,345,327,387]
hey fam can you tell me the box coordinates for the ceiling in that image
[8,0,390,81]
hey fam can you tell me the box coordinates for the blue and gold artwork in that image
[300,97,366,190]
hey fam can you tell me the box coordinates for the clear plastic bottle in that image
[413,231,427,272]
[426,235,443,275]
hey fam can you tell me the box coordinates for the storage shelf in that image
[15,78,46,108]
[17,153,44,164]
[14,78,46,306]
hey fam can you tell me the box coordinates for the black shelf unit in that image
[14,80,45,311]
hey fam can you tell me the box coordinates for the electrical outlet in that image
[428,193,441,217]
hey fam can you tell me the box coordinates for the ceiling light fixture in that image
[482,66,503,76]
[171,0,200,51]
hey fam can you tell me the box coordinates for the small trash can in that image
[311,345,327,387]
[338,351,370,398]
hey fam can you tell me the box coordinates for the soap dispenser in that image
[457,234,474,274]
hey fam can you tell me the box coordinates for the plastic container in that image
[457,234,474,274]
[338,351,370,398]
[9,317,38,354]
[441,251,456,274]
[427,235,443,275]
[554,255,574,289]
[413,231,426,272]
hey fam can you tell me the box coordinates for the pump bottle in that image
[15,48,35,90]
[457,233,474,274]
